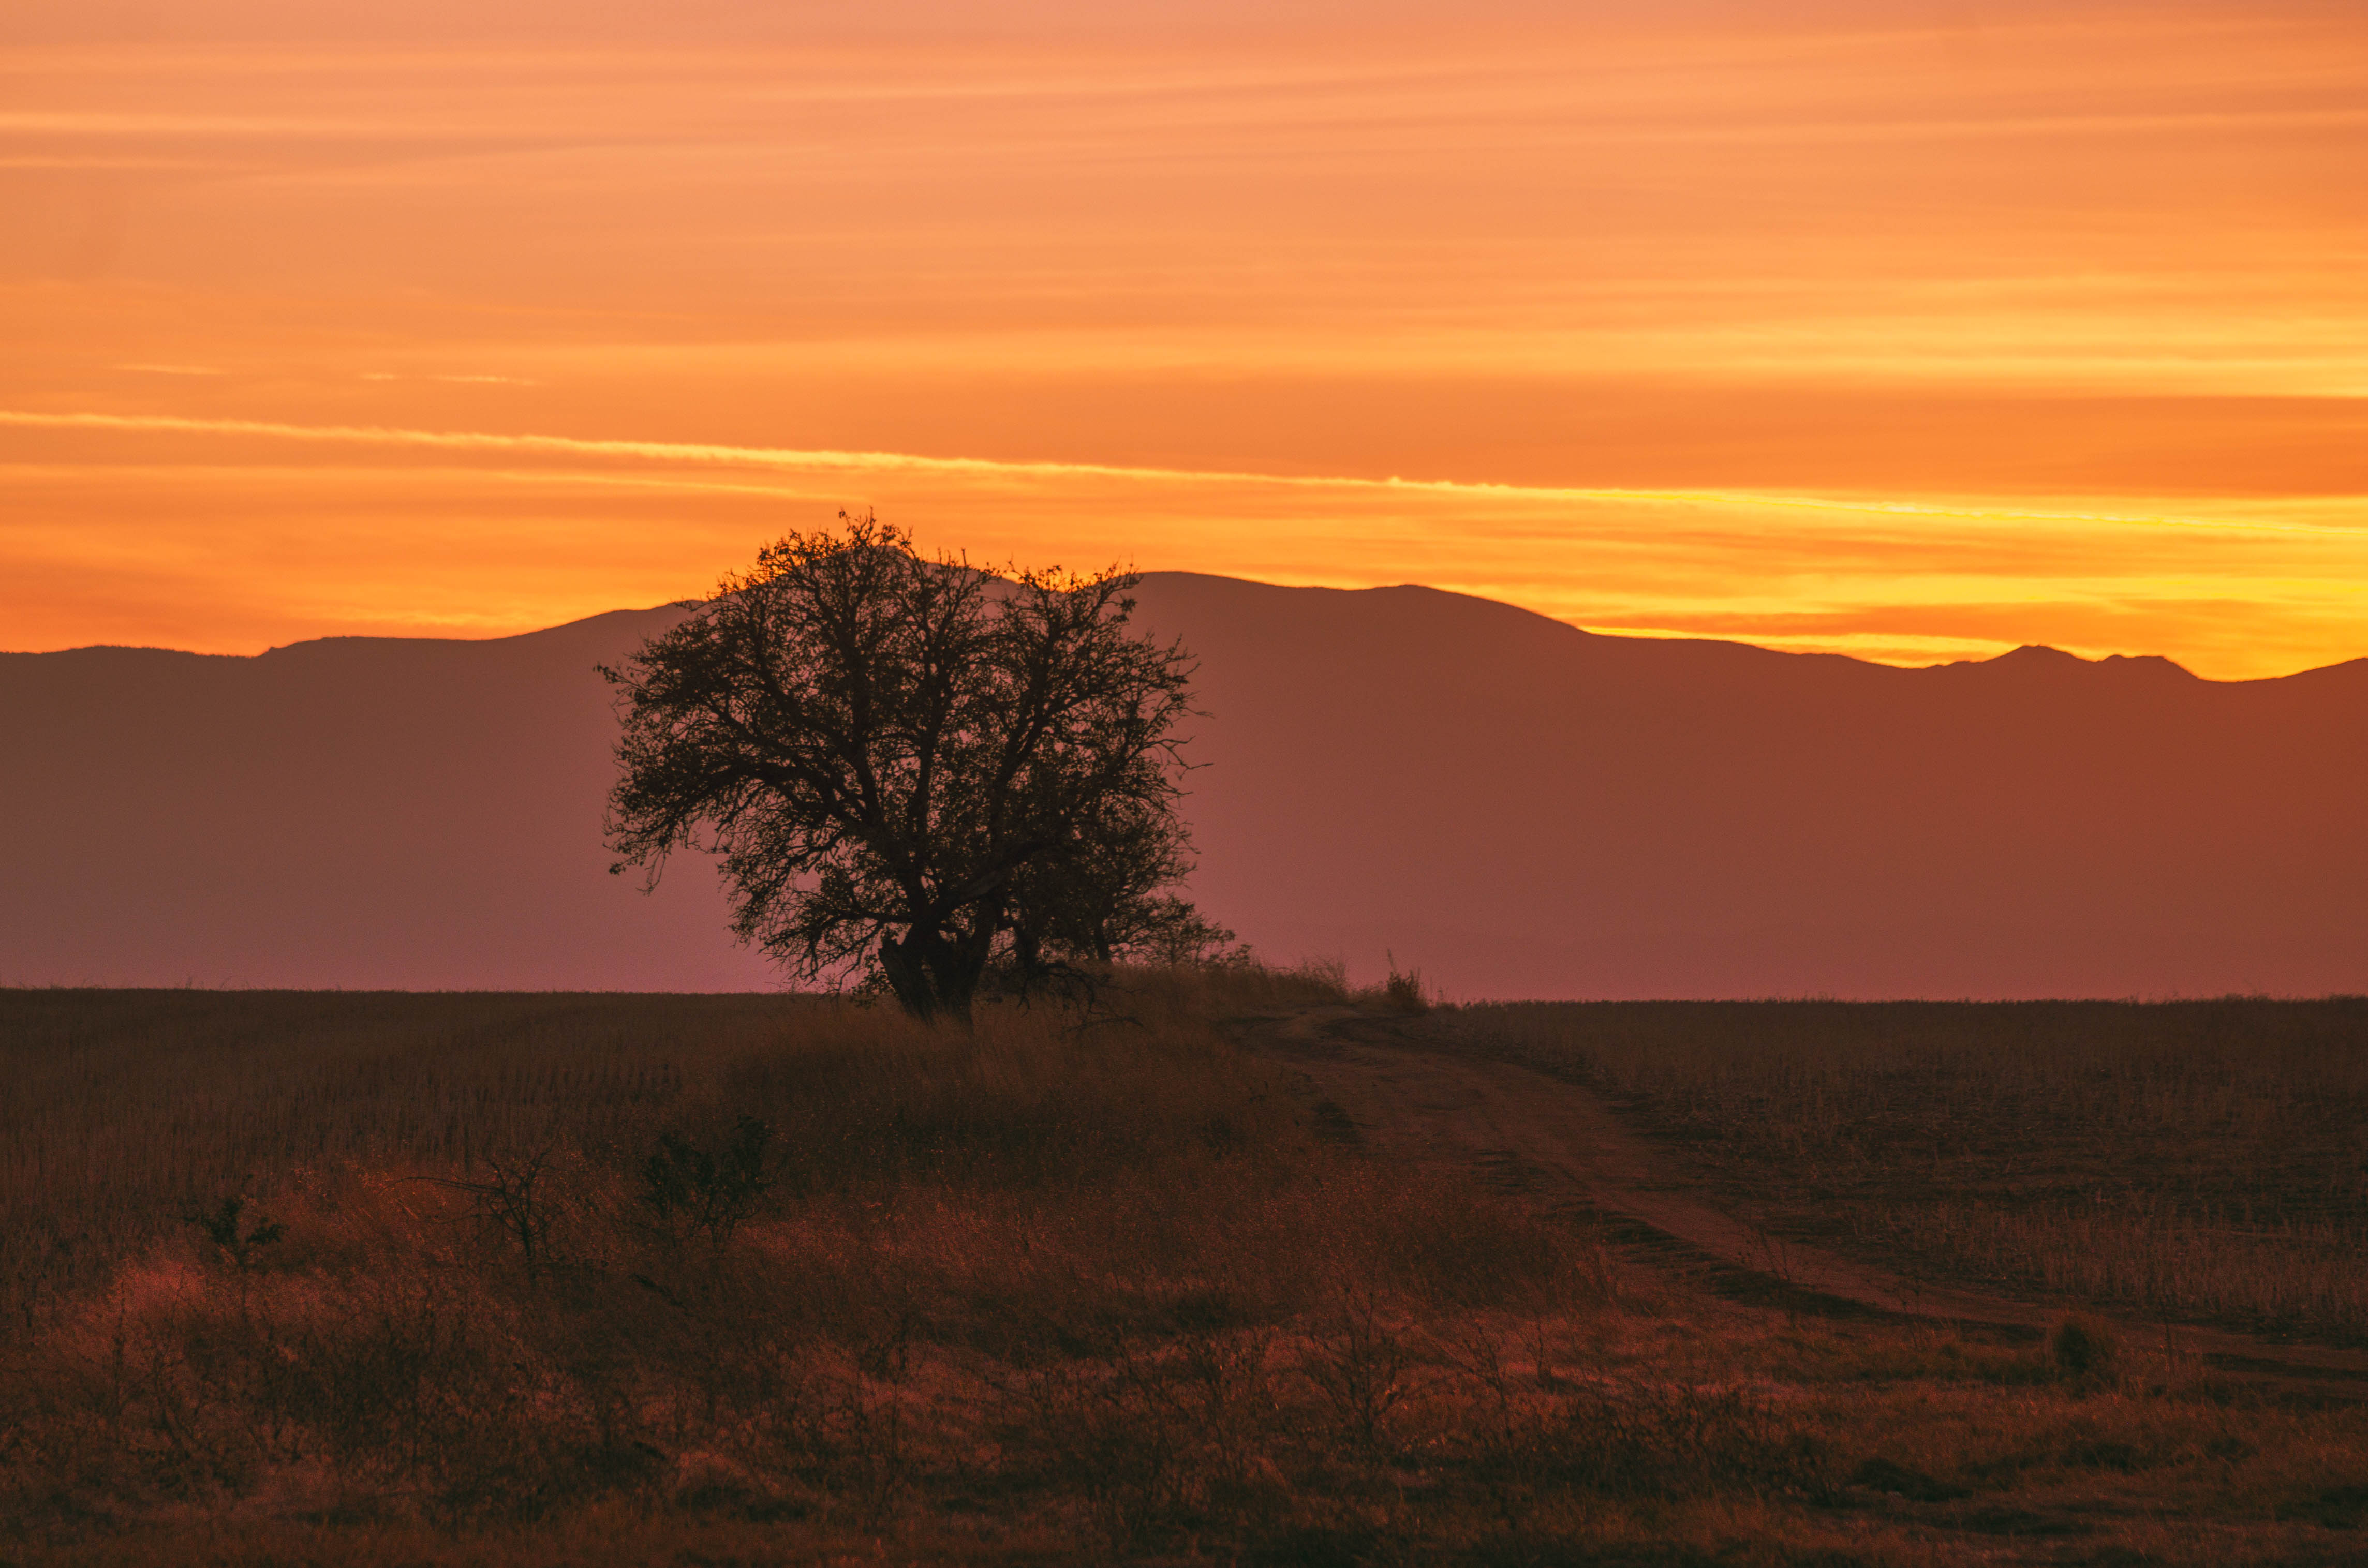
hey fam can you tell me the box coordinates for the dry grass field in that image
[7,979,2368,1565]
[1457,999,2368,1345]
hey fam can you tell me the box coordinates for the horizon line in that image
[21,585,2368,686]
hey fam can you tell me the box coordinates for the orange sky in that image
[4,2,2364,677]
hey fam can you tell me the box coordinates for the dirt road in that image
[1249,1004,2368,1388]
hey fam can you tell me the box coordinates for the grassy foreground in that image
[5,979,2368,1565]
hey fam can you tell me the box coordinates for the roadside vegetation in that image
[1459,998,2368,1345]
[7,982,2368,1565]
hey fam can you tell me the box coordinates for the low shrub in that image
[2049,1312,2121,1381]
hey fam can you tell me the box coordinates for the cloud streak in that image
[6,409,2354,540]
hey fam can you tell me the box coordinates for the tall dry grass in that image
[1456,998,2368,1340]
[12,977,2368,1564]
[0,968,1621,1558]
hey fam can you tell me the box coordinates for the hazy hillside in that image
[6,576,2364,996]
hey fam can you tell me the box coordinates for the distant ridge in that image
[4,576,2363,997]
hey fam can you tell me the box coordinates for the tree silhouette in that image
[603,514,1211,1021]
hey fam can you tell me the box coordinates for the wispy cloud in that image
[354,372,542,385]
[3,407,2356,540]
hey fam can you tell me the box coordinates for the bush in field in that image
[642,1116,774,1251]
[1383,953,1428,1015]
[183,1196,283,1272]
[2050,1313,2120,1380]
[405,1146,566,1283]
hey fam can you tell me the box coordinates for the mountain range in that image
[5,575,2363,997]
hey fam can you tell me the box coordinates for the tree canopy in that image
[602,515,1230,1020]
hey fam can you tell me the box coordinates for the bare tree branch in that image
[602,513,1214,1023]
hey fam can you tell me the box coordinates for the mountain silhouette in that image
[5,576,2363,996]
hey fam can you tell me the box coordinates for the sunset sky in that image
[5,0,2363,678]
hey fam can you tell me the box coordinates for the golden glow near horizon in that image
[4,4,2365,678]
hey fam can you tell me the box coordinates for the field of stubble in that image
[1457,999,2368,1345]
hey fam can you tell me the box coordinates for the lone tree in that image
[602,514,1229,1021]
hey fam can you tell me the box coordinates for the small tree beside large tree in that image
[602,514,1231,1021]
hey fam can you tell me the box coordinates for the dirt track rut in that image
[1248,1004,2368,1390]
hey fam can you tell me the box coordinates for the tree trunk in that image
[878,927,990,1025]
[877,934,940,1021]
